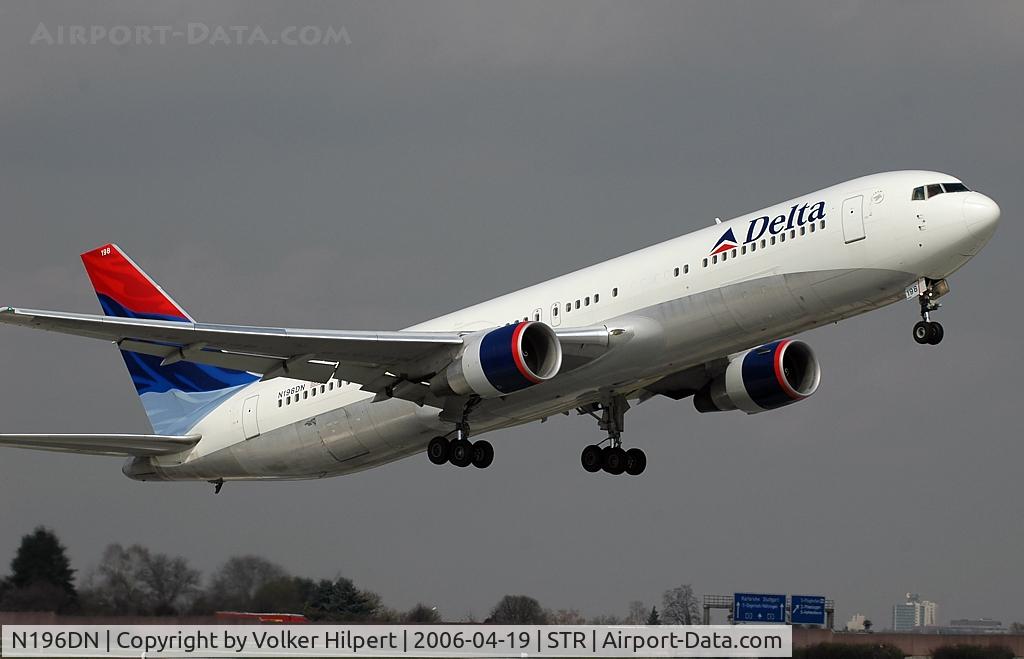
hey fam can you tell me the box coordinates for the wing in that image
[0,306,611,405]
[0,433,201,457]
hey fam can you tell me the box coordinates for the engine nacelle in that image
[431,321,562,398]
[693,339,821,414]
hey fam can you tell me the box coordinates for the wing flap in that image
[0,433,201,457]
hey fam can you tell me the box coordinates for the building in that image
[942,619,1005,634]
[845,614,867,632]
[892,593,937,631]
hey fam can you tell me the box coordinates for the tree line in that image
[1,527,720,624]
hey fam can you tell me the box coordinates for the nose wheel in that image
[913,320,944,345]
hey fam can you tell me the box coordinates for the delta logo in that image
[710,200,827,254]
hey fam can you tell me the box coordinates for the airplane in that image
[0,171,999,491]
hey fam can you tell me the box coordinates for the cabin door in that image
[842,195,866,244]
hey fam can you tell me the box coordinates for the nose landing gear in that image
[911,278,949,345]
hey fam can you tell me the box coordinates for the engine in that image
[693,339,821,414]
[430,321,562,398]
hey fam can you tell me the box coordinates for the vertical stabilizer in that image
[80,244,258,434]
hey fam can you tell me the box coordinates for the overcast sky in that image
[1,0,1021,628]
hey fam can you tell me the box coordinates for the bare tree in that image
[662,584,701,625]
[207,556,287,611]
[138,552,199,615]
[489,595,548,624]
[82,544,198,615]
[626,600,647,624]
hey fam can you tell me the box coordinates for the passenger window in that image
[712,254,718,264]
[553,307,559,316]
[303,391,308,400]
[780,233,786,243]
[584,297,590,306]
[534,312,540,321]
[819,220,825,229]
[810,223,816,233]
[741,246,746,255]
[286,396,291,405]
[770,236,776,245]
[760,239,767,248]
[311,388,316,397]
[702,258,708,268]
[566,303,571,312]
[673,267,680,277]
[731,249,737,258]
[800,226,806,236]
[575,300,580,309]
[722,251,727,261]
[329,382,334,390]
[926,184,943,198]
[912,186,925,200]
[594,293,600,302]
[789,229,796,239]
[750,243,756,252]
[321,385,325,393]
[278,399,282,408]
[683,264,689,274]
[612,288,618,297]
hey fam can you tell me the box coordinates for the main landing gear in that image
[426,423,494,470]
[579,396,647,477]
[912,278,948,346]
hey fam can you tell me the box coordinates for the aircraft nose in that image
[962,192,1000,239]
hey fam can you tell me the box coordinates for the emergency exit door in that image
[842,195,865,244]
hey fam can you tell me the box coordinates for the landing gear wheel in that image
[426,436,450,465]
[927,321,944,345]
[581,445,603,473]
[913,321,931,345]
[470,440,494,469]
[450,439,473,468]
[625,448,647,476]
[602,446,627,475]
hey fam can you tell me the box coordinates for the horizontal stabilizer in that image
[0,433,201,457]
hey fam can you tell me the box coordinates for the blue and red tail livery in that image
[80,244,258,435]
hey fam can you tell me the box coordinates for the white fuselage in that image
[124,171,998,481]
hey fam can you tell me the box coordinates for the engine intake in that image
[432,321,562,398]
[694,339,820,414]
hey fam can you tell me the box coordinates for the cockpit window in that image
[914,182,970,200]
